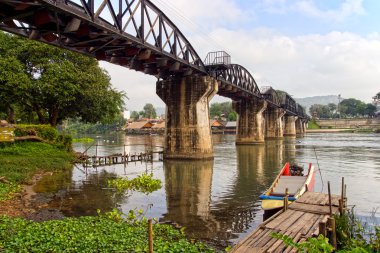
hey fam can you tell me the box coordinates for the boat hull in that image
[260,163,315,218]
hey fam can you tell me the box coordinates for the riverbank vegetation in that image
[0,210,214,252]
[0,142,75,200]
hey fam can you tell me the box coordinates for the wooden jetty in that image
[231,191,345,253]
[76,151,163,167]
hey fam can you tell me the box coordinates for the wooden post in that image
[319,221,326,237]
[148,219,153,253]
[95,142,98,164]
[339,199,343,216]
[328,181,332,216]
[284,188,289,211]
[123,145,126,163]
[328,217,337,249]
[341,177,345,215]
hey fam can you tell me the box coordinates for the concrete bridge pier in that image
[156,76,218,160]
[284,115,298,136]
[264,107,286,139]
[234,99,267,144]
[295,118,305,136]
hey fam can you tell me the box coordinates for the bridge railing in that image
[204,51,231,66]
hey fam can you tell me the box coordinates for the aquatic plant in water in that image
[108,173,162,194]
[0,209,214,252]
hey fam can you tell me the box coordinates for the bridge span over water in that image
[0,0,308,159]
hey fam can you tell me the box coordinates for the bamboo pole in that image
[148,219,153,253]
[341,177,345,214]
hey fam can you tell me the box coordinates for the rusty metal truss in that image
[206,63,261,100]
[260,86,281,107]
[0,0,206,77]
[0,0,308,119]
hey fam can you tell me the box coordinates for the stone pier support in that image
[283,115,298,136]
[156,76,218,159]
[234,99,267,144]
[296,118,305,135]
[303,121,308,133]
[264,107,286,139]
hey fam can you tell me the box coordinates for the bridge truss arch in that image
[0,0,206,77]
[206,63,261,99]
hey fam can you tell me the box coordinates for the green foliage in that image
[210,102,236,120]
[335,210,380,252]
[0,182,20,201]
[142,103,157,119]
[339,98,376,117]
[272,233,334,253]
[0,31,126,127]
[55,134,73,152]
[0,211,214,252]
[14,124,58,141]
[307,120,320,129]
[72,137,95,143]
[130,111,140,120]
[108,173,162,194]
[0,142,74,199]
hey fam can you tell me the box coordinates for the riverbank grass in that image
[0,142,75,200]
[307,120,320,129]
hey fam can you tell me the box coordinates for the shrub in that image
[14,124,58,141]
[56,134,73,152]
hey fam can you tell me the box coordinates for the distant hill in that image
[295,95,341,115]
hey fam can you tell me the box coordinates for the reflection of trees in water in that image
[44,170,124,217]
[161,141,287,246]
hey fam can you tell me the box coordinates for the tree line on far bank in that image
[0,31,125,127]
[129,102,237,121]
[309,95,379,119]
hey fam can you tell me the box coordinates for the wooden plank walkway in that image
[231,192,341,253]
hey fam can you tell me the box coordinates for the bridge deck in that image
[231,192,341,253]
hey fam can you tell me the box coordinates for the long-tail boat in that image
[259,162,315,219]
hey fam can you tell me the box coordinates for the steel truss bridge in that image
[0,0,307,119]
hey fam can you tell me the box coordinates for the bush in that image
[56,134,73,152]
[14,124,58,141]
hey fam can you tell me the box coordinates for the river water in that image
[33,132,380,249]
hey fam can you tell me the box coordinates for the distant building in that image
[123,110,131,120]
[126,120,153,134]
[224,121,237,133]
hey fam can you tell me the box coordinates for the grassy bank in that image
[0,142,75,200]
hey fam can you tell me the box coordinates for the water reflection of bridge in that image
[161,139,296,246]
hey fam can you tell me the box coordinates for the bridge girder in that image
[0,0,206,78]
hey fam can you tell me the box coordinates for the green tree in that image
[0,31,125,126]
[0,32,30,123]
[142,103,156,119]
[210,101,236,120]
[130,111,139,120]
[365,104,377,117]
[340,98,367,117]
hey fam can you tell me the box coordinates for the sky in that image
[98,0,380,111]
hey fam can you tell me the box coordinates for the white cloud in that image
[201,29,380,102]
[295,0,365,22]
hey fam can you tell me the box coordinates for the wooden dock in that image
[231,191,342,253]
[76,151,163,167]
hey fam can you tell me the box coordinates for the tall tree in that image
[0,32,126,126]
[142,103,156,119]
[0,32,30,123]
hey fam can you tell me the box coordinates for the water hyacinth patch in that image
[0,210,215,253]
[108,173,162,194]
